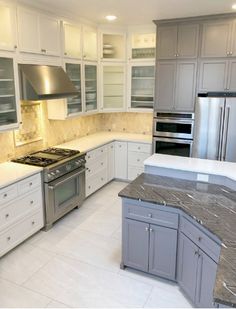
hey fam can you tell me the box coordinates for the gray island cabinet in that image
[120,198,221,308]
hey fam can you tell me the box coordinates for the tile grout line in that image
[142,285,154,308]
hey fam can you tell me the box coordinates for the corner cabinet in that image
[128,30,156,61]
[100,63,126,112]
[155,60,197,112]
[101,31,126,61]
[84,63,98,113]
[0,55,20,131]
[128,63,155,111]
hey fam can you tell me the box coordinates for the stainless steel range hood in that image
[18,64,79,101]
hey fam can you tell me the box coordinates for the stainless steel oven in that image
[153,137,193,157]
[44,166,85,230]
[153,112,194,139]
[153,112,194,157]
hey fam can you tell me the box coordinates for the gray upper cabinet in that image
[227,59,236,91]
[156,60,196,112]
[149,224,177,280]
[157,26,177,59]
[196,250,217,308]
[157,24,199,60]
[198,59,228,92]
[201,20,232,58]
[156,61,176,110]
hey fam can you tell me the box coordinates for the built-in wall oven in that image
[153,112,194,157]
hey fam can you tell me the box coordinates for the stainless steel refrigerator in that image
[193,93,236,162]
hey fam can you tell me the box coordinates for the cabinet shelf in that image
[104,95,122,98]
[132,94,153,97]
[0,79,14,82]
[0,109,16,114]
[132,77,154,80]
[104,83,123,86]
[0,94,14,98]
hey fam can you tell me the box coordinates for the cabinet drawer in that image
[18,173,41,196]
[86,152,108,171]
[86,145,108,163]
[0,183,17,206]
[128,142,151,154]
[128,151,150,167]
[124,203,178,229]
[0,190,42,230]
[86,168,108,197]
[128,166,144,181]
[180,216,221,262]
[0,210,44,257]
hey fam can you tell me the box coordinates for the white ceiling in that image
[19,0,236,26]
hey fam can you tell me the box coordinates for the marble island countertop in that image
[56,131,152,152]
[119,173,236,308]
[0,162,42,189]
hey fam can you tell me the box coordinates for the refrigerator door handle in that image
[218,106,224,160]
[222,107,230,161]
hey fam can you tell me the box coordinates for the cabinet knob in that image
[30,200,34,205]
[101,162,104,166]
[138,147,141,150]
[3,193,7,198]
[29,182,33,186]
[195,250,198,255]
[149,228,153,232]
[14,45,17,49]
[145,227,149,232]
[148,213,152,218]
[5,213,9,218]
[64,52,67,56]
[230,51,233,55]
[137,159,140,162]
[198,236,202,242]
[101,177,104,181]
[227,51,230,56]
[7,236,11,241]
[88,185,91,189]
[32,221,35,225]
[176,53,179,57]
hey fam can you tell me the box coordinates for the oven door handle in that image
[48,168,85,190]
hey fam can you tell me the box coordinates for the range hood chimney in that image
[18,64,79,101]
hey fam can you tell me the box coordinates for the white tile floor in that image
[0,181,193,308]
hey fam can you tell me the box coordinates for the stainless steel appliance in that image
[12,148,86,230]
[18,64,79,100]
[193,92,236,162]
[153,112,194,157]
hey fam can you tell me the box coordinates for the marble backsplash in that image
[0,101,153,163]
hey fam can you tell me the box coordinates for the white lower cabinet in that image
[108,142,115,181]
[115,141,128,180]
[127,142,152,181]
[0,172,44,257]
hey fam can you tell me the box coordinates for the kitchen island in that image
[119,155,236,308]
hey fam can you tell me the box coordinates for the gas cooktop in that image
[12,147,81,167]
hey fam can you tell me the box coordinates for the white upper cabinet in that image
[39,14,60,56]
[82,25,98,61]
[18,8,60,56]
[17,7,40,54]
[0,4,17,51]
[129,31,156,60]
[63,22,81,59]
[101,31,126,61]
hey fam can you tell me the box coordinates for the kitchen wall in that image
[0,101,153,163]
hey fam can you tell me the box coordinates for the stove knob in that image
[48,174,52,179]
[56,170,60,174]
[51,172,55,176]
[75,161,80,165]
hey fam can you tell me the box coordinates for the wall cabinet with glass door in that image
[129,31,156,61]
[101,31,126,61]
[128,63,155,111]
[47,61,82,120]
[0,4,17,52]
[84,63,98,113]
[0,55,20,131]
[82,25,98,61]
[101,64,126,112]
[62,22,81,59]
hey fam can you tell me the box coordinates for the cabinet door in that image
[84,64,98,112]
[18,8,40,53]
[227,60,236,91]
[198,59,228,92]
[0,4,16,51]
[115,141,127,180]
[201,21,232,58]
[123,219,149,272]
[149,225,177,280]
[177,24,199,58]
[196,250,217,308]
[175,61,197,112]
[108,142,115,181]
[63,23,81,59]
[39,15,60,56]
[155,61,176,111]
[178,233,198,303]
[157,26,177,59]
[83,26,97,61]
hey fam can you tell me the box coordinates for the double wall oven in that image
[153,112,194,157]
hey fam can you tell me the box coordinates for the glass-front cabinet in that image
[65,62,82,116]
[63,22,81,59]
[130,31,156,60]
[101,64,125,111]
[101,32,126,61]
[0,4,17,52]
[82,26,97,61]
[129,63,155,110]
[84,63,98,112]
[0,56,19,130]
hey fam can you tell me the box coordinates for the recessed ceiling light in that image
[105,15,117,21]
[232,3,236,9]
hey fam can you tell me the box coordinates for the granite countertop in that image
[144,154,236,182]
[0,162,43,189]
[119,173,236,308]
[56,131,152,152]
